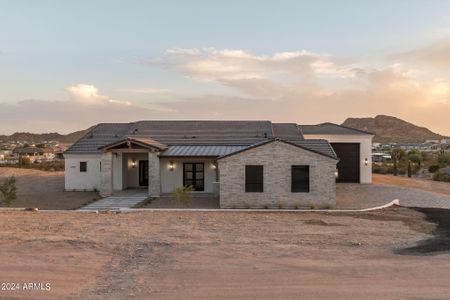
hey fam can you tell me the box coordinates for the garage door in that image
[331,143,360,183]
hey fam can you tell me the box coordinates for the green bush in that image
[428,165,440,173]
[372,164,392,174]
[437,150,449,166]
[173,185,194,206]
[433,167,450,182]
[0,176,17,207]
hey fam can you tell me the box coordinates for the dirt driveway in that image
[0,167,98,209]
[373,174,450,197]
[1,208,450,299]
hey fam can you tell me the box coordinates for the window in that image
[80,161,87,172]
[183,163,204,191]
[245,165,263,192]
[291,166,309,192]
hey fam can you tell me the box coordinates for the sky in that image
[1,0,450,135]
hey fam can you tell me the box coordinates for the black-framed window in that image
[291,165,309,192]
[183,163,204,191]
[80,161,87,172]
[245,165,263,192]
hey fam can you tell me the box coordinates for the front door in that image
[139,160,149,186]
[183,163,204,191]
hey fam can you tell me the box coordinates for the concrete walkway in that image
[79,190,148,211]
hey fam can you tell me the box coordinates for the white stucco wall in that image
[160,157,218,193]
[64,154,101,191]
[122,152,149,188]
[302,134,373,184]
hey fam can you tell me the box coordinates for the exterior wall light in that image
[211,162,217,169]
[334,168,339,178]
[364,158,369,166]
[131,160,136,168]
[169,161,174,171]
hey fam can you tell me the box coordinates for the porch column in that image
[100,152,113,197]
[148,151,161,197]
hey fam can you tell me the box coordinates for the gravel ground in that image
[1,208,449,300]
[0,167,99,209]
[337,183,450,209]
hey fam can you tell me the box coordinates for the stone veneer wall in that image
[148,151,161,197]
[100,152,113,197]
[218,141,337,209]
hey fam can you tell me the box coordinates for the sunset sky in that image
[1,0,450,135]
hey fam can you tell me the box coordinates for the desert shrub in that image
[437,150,450,166]
[278,201,285,209]
[433,167,450,182]
[372,164,392,174]
[0,176,17,207]
[173,185,194,206]
[20,156,31,166]
[428,165,440,173]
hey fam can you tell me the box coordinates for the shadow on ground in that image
[396,208,450,255]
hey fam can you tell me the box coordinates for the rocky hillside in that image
[342,115,445,143]
[0,128,90,144]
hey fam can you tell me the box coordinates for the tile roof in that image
[217,138,338,160]
[64,120,336,159]
[65,121,274,154]
[272,123,304,142]
[299,123,373,135]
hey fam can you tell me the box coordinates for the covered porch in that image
[98,137,167,197]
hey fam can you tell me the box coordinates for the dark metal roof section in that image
[272,123,304,142]
[65,121,273,154]
[217,138,338,160]
[299,123,373,135]
[160,145,247,157]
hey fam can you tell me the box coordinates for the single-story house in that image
[64,121,373,208]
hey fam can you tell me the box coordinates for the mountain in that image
[0,128,91,144]
[341,115,446,143]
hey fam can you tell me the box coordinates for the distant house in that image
[372,152,392,163]
[64,120,373,208]
[13,146,44,158]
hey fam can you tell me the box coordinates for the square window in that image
[291,166,309,192]
[245,165,263,192]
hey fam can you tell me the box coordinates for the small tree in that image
[0,176,17,207]
[408,150,422,169]
[391,148,405,176]
[173,185,194,207]
[437,150,449,167]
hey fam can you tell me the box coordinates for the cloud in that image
[0,84,178,134]
[2,46,450,136]
[146,48,450,135]
[149,48,355,82]
[119,87,171,94]
[67,84,131,105]
[391,37,450,71]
